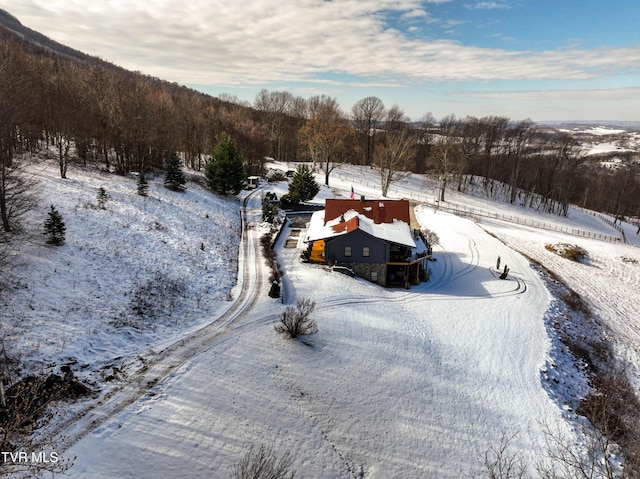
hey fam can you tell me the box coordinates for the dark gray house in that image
[304,199,430,287]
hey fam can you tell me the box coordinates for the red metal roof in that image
[330,215,359,234]
[324,199,411,225]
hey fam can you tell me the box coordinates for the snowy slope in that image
[2,158,241,379]
[3,157,638,478]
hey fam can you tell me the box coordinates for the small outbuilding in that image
[246,176,260,189]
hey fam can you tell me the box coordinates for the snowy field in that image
[3,156,639,477]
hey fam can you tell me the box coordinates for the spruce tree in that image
[137,171,149,197]
[289,164,320,202]
[164,152,187,192]
[206,133,245,195]
[97,186,110,209]
[44,205,66,245]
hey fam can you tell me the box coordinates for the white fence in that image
[335,172,625,244]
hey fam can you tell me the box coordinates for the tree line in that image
[1,30,639,240]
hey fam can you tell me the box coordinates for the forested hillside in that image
[2,7,639,249]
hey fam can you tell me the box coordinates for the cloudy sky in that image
[3,0,640,122]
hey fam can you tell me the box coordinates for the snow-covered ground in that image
[585,143,630,156]
[3,156,639,478]
[2,158,241,381]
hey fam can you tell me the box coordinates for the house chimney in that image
[360,195,365,202]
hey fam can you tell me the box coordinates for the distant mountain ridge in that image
[0,8,105,65]
[537,120,640,130]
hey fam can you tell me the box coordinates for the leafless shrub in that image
[0,372,82,478]
[421,228,440,247]
[274,299,317,339]
[129,272,187,320]
[535,416,623,479]
[231,444,295,479]
[577,375,640,477]
[474,432,528,479]
[267,171,288,183]
[561,290,591,316]
[261,232,282,294]
[619,256,638,265]
[0,326,89,473]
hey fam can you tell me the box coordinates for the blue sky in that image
[3,0,640,122]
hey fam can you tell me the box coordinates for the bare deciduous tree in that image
[232,444,295,479]
[428,137,464,202]
[373,129,415,197]
[254,89,294,160]
[351,96,385,166]
[300,95,354,186]
[0,155,39,235]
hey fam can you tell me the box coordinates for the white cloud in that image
[402,8,429,19]
[455,86,640,102]
[3,0,640,88]
[466,1,510,9]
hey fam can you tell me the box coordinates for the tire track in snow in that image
[449,237,480,282]
[53,189,265,453]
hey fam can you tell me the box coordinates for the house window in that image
[362,246,370,257]
[344,246,352,257]
[371,271,378,282]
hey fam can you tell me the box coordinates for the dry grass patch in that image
[545,243,588,262]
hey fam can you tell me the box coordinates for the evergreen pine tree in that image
[43,205,66,245]
[205,133,245,195]
[164,152,187,192]
[97,186,110,209]
[137,171,149,197]
[289,164,320,202]
[262,193,278,223]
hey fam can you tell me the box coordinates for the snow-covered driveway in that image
[66,207,572,478]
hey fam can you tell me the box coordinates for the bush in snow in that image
[473,432,526,479]
[421,228,440,247]
[268,280,281,299]
[544,243,588,263]
[231,444,295,479]
[137,171,149,197]
[267,171,287,183]
[275,298,317,338]
[0,375,77,477]
[111,272,188,329]
[262,192,278,223]
[261,232,282,296]
[279,192,300,206]
[43,205,66,245]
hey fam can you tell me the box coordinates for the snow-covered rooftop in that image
[305,208,416,248]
